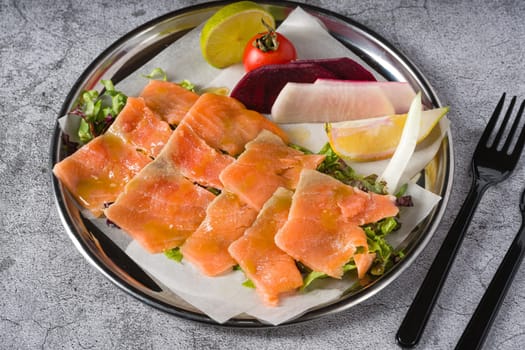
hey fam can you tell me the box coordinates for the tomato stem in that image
[253,18,279,52]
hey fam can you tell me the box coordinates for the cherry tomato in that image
[243,31,297,72]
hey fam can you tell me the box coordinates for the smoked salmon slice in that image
[108,97,172,158]
[219,130,325,211]
[54,96,174,216]
[228,188,303,306]
[353,253,377,279]
[162,122,235,189]
[274,169,398,279]
[181,93,289,156]
[105,157,216,253]
[139,80,199,125]
[180,192,258,276]
[53,133,152,217]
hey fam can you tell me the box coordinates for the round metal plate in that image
[50,0,453,327]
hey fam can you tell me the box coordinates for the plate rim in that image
[50,0,454,327]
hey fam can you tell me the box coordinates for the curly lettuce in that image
[71,79,127,143]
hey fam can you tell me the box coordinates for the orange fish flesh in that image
[139,80,199,125]
[219,130,325,211]
[274,169,398,279]
[181,93,289,156]
[162,122,234,189]
[105,157,216,253]
[180,192,258,276]
[53,133,152,217]
[228,188,303,306]
[108,97,172,158]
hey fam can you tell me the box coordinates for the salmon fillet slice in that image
[228,188,303,306]
[181,93,289,156]
[54,95,177,216]
[180,192,258,276]
[161,122,235,189]
[274,169,398,278]
[108,97,173,158]
[139,80,199,125]
[219,130,325,211]
[53,133,152,217]
[353,253,377,279]
[105,157,216,253]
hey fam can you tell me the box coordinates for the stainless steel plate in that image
[50,0,454,327]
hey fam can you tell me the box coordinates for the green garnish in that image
[242,279,255,289]
[343,261,357,273]
[178,79,196,92]
[289,143,314,154]
[143,67,168,81]
[207,187,221,196]
[395,183,408,197]
[143,68,197,93]
[362,217,401,276]
[164,247,183,262]
[354,246,366,255]
[317,143,387,194]
[301,261,357,291]
[232,265,255,288]
[301,271,326,290]
[72,79,127,143]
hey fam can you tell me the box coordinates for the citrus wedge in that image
[200,1,275,68]
[327,106,449,162]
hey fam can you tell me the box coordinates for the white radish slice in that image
[271,81,416,123]
[379,92,422,193]
[314,79,416,113]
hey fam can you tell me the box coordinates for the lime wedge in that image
[200,1,275,68]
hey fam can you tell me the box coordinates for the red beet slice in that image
[231,63,337,113]
[230,57,375,114]
[298,57,376,82]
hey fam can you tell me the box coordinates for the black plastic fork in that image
[396,94,525,348]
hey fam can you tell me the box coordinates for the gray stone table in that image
[2,0,525,349]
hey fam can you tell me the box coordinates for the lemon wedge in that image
[326,106,449,162]
[200,1,275,68]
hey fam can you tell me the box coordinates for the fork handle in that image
[455,221,525,350]
[396,180,489,348]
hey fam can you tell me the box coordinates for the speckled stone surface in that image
[2,0,525,349]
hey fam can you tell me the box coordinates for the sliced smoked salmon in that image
[53,133,152,217]
[219,130,325,211]
[353,253,377,279]
[139,80,199,125]
[274,169,398,279]
[181,93,289,156]
[180,192,258,276]
[105,157,216,253]
[228,188,303,306]
[162,122,235,189]
[108,97,172,158]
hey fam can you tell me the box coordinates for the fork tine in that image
[507,100,525,159]
[478,93,506,148]
[492,96,516,147]
[502,99,525,151]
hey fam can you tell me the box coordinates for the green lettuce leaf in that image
[242,279,255,289]
[164,247,183,263]
[317,143,387,194]
[143,67,168,81]
[72,79,127,143]
[178,79,196,92]
[362,217,401,276]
